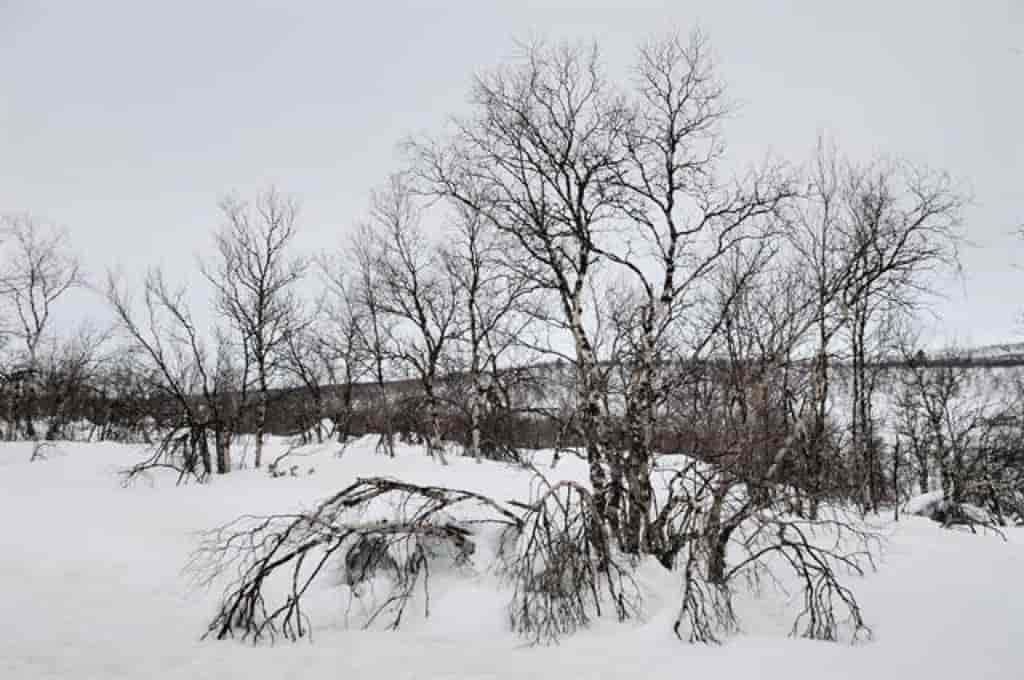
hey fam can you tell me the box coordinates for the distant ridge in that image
[959,341,1024,360]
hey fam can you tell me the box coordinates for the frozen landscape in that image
[3,3,1022,679]
[2,437,1022,680]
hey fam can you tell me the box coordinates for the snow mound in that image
[904,491,993,525]
[904,491,945,516]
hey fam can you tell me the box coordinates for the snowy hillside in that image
[1,439,1022,679]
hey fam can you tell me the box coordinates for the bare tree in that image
[788,139,861,515]
[0,214,84,438]
[89,353,161,443]
[358,175,462,464]
[785,141,965,513]
[107,270,240,481]
[316,256,370,444]
[602,32,793,552]
[440,199,537,460]
[203,188,308,468]
[35,323,112,441]
[193,477,522,642]
[414,33,792,552]
[279,271,368,446]
[412,37,628,523]
[0,214,83,363]
[349,228,401,457]
[839,160,964,512]
[895,348,1023,527]
[280,323,326,443]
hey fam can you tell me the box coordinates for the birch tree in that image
[412,38,628,525]
[360,175,461,464]
[604,32,793,551]
[414,34,791,553]
[441,199,536,460]
[203,188,307,468]
[350,227,401,457]
[317,256,370,444]
[838,161,963,511]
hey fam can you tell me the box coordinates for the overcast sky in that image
[2,1,1021,347]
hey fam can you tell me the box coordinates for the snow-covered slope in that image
[1,439,1022,679]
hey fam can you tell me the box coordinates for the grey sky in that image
[2,1,1021,346]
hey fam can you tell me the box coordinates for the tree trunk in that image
[215,428,232,474]
[338,384,354,444]
[704,484,734,584]
[424,381,448,465]
[254,382,267,468]
[624,439,654,554]
[24,384,37,439]
[622,346,656,554]
[4,391,15,441]
[893,440,901,521]
[191,426,212,479]
[469,384,482,461]
[579,368,615,549]
[916,455,930,494]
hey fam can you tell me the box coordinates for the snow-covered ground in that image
[2,438,1022,679]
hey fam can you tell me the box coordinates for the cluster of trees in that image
[401,32,974,534]
[893,349,1024,526]
[184,32,1021,645]
[0,214,125,442]
[4,30,1023,643]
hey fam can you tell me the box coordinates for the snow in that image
[903,490,995,525]
[2,438,1023,679]
[903,490,945,516]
